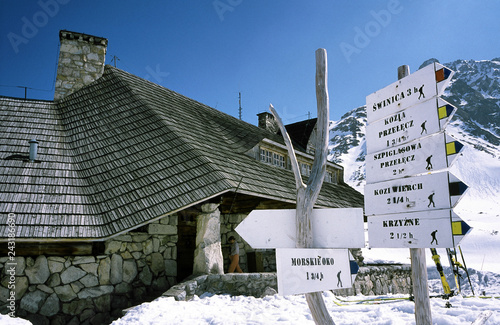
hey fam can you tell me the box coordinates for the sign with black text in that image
[365,132,464,183]
[364,171,468,216]
[276,248,356,296]
[367,209,471,248]
[366,62,454,123]
[365,97,457,154]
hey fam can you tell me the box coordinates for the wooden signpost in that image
[364,63,462,325]
[266,49,336,324]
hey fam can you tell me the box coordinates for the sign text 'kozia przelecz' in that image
[366,97,457,154]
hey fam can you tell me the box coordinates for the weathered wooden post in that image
[269,48,335,325]
[398,64,433,325]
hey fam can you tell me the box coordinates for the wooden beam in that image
[0,242,95,256]
[399,64,433,325]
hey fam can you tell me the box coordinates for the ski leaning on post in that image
[430,246,475,306]
[430,248,453,307]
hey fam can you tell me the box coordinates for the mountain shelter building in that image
[0,30,364,323]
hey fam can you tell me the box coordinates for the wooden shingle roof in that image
[0,66,363,241]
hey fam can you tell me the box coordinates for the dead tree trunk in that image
[270,48,335,325]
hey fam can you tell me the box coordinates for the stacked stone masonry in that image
[162,265,412,302]
[0,215,178,325]
[54,31,107,101]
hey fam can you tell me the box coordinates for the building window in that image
[260,149,272,164]
[260,148,285,169]
[301,163,311,177]
[273,152,285,168]
[325,171,339,184]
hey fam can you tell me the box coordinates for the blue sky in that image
[1,0,499,124]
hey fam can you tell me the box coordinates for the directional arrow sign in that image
[366,97,457,154]
[364,171,468,216]
[276,248,357,296]
[235,208,364,249]
[366,62,454,123]
[366,132,465,183]
[367,209,472,248]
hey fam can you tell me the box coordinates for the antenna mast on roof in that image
[238,92,242,120]
[110,55,120,68]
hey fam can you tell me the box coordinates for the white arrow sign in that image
[276,248,357,296]
[367,209,472,248]
[365,132,464,183]
[365,97,457,154]
[364,171,468,216]
[366,62,454,123]
[235,208,365,249]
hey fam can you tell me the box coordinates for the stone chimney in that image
[54,30,108,101]
[257,112,279,133]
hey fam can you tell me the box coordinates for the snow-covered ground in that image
[106,291,499,325]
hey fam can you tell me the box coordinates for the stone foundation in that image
[163,273,278,301]
[0,215,178,325]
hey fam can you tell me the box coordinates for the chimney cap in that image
[59,30,108,46]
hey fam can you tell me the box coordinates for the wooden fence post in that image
[399,64,433,325]
[269,48,335,325]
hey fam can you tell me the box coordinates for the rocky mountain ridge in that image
[328,58,500,191]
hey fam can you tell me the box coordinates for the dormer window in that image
[253,141,341,184]
[301,163,311,177]
[326,171,336,183]
[260,148,285,168]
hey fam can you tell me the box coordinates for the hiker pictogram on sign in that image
[418,85,425,99]
[431,229,439,245]
[425,155,433,170]
[427,192,436,208]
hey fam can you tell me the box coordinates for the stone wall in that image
[163,273,278,301]
[337,264,413,296]
[161,265,412,302]
[0,214,178,325]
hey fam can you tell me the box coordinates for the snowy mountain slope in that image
[329,58,500,184]
[328,59,500,271]
[328,106,367,190]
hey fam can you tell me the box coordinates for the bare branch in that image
[269,103,305,190]
[307,48,329,203]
